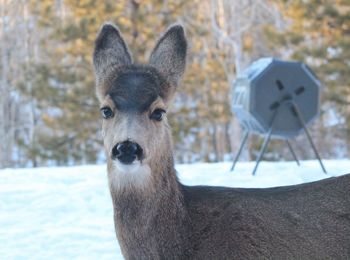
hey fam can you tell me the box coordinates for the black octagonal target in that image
[232,58,321,138]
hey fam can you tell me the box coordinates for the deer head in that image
[93,23,187,192]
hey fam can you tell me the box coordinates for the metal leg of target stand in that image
[252,108,280,176]
[252,127,273,176]
[285,140,300,166]
[230,131,249,172]
[291,102,327,174]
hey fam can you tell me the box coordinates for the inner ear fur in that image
[93,23,132,100]
[149,24,187,90]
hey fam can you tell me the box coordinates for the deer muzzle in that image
[112,140,144,164]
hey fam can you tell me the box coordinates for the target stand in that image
[230,58,327,175]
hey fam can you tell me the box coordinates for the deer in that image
[93,22,350,259]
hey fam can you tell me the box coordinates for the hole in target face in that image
[276,80,284,90]
[295,86,305,95]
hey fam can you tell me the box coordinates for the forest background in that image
[1,0,349,168]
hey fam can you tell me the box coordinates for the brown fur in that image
[93,22,350,259]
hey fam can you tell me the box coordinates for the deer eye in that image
[150,108,166,121]
[100,107,114,119]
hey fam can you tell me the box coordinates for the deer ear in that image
[93,23,132,96]
[149,24,187,89]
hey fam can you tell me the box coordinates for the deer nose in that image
[112,140,143,164]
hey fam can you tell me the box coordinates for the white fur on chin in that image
[109,160,151,191]
[115,160,141,173]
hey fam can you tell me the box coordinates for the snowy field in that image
[1,160,349,260]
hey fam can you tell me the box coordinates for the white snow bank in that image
[0,160,349,259]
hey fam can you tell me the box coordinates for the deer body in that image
[93,23,350,259]
[185,176,350,259]
[110,168,350,260]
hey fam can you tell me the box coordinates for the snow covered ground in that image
[1,160,349,260]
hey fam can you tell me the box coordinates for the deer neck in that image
[108,150,192,258]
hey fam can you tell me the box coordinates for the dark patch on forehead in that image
[107,65,167,112]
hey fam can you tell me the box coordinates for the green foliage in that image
[14,0,350,166]
[20,0,232,165]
